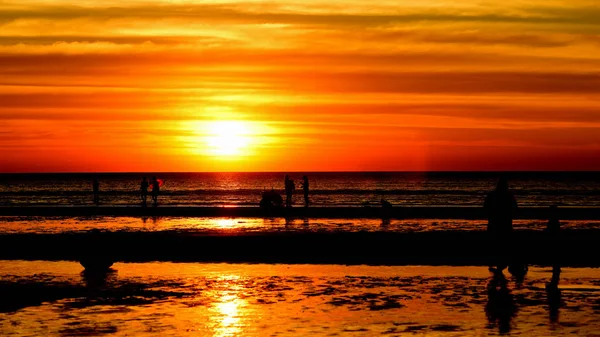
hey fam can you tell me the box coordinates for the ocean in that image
[1,172,599,207]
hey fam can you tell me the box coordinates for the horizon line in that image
[1,170,600,174]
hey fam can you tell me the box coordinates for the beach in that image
[3,262,600,336]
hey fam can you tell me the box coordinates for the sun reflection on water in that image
[214,219,236,229]
[3,262,600,337]
[209,275,248,337]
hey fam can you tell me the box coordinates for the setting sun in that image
[205,121,251,157]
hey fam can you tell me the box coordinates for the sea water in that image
[1,172,599,207]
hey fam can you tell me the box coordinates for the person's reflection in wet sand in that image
[81,269,117,289]
[545,205,562,325]
[303,218,309,228]
[508,263,529,287]
[546,265,562,325]
[381,218,391,229]
[486,272,517,334]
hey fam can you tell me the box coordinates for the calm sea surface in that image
[1,172,599,207]
[2,262,600,337]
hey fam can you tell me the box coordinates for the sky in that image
[1,0,600,172]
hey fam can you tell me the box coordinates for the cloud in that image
[1,0,600,171]
[0,35,229,46]
[363,30,576,48]
[2,3,600,26]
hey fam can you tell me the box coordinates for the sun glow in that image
[205,121,251,157]
[187,119,275,161]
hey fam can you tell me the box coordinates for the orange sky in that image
[1,0,600,172]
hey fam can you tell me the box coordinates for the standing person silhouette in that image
[300,175,310,207]
[284,175,295,208]
[140,177,149,207]
[151,176,160,207]
[92,179,100,205]
[484,176,518,274]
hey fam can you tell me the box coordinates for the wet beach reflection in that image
[3,216,600,234]
[1,263,598,336]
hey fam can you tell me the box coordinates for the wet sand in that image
[1,229,598,267]
[1,205,599,219]
[2,216,600,234]
[2,262,600,336]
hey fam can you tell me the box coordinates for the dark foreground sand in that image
[0,229,597,267]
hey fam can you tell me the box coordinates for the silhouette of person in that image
[484,177,518,273]
[300,175,310,207]
[381,198,393,220]
[381,198,392,208]
[92,179,100,205]
[485,177,518,234]
[284,175,295,208]
[140,177,149,207]
[547,205,560,235]
[151,176,160,207]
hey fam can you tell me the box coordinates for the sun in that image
[187,119,272,159]
[205,121,251,156]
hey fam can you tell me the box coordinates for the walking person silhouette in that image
[300,175,310,207]
[151,176,160,207]
[284,175,295,208]
[140,177,149,207]
[484,176,518,275]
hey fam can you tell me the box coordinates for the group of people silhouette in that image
[91,177,161,207]
[484,176,519,275]
[139,176,161,207]
[87,174,565,334]
[259,175,310,208]
[284,175,310,207]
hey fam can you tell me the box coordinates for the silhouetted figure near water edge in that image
[484,177,518,234]
[140,177,149,207]
[92,179,100,205]
[151,176,160,207]
[285,175,295,208]
[547,205,560,235]
[484,177,518,274]
[300,175,309,207]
